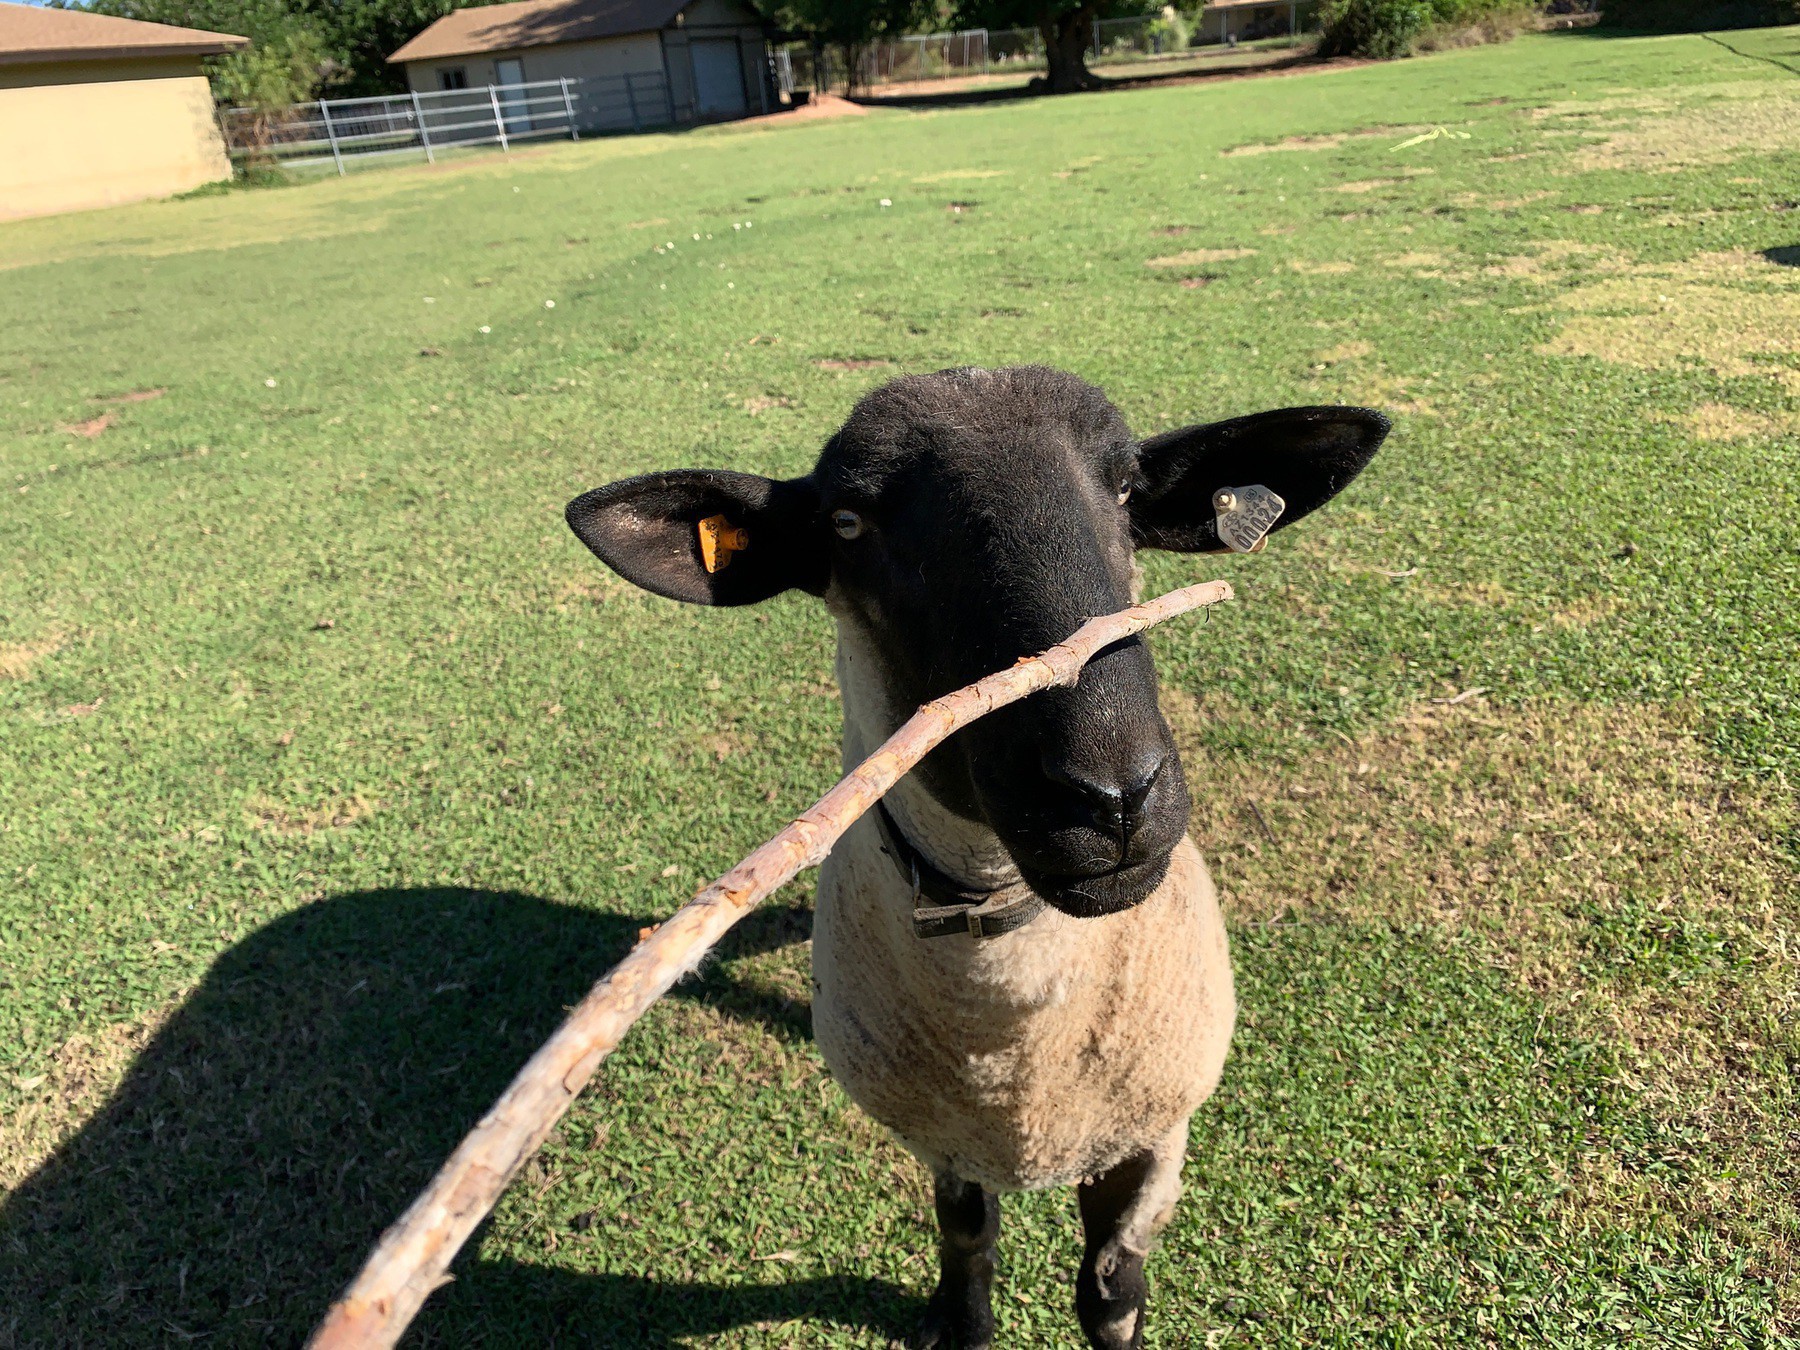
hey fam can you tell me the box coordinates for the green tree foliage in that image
[50,0,495,95]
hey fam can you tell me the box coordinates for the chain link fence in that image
[782,4,1310,93]
[220,71,681,174]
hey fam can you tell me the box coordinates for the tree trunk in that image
[1039,4,1101,93]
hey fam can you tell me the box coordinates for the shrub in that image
[1320,0,1547,57]
[1317,0,1432,56]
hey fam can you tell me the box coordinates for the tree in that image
[212,25,340,161]
[950,0,1140,93]
[776,0,928,93]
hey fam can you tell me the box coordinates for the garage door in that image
[690,39,747,119]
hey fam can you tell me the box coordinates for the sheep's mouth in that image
[1026,852,1172,919]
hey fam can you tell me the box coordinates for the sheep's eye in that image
[831,509,865,540]
[1116,482,1133,506]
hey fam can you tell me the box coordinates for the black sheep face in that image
[568,365,1389,917]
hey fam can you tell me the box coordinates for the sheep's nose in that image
[1044,749,1168,839]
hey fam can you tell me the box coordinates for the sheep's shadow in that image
[0,887,910,1347]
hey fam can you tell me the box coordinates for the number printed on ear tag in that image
[1214,484,1286,554]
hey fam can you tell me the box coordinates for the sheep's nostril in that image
[1044,751,1167,841]
[1119,756,1164,827]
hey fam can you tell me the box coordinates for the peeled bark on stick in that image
[308,578,1234,1350]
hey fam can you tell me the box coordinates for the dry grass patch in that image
[1173,696,1798,1279]
[1344,371,1439,417]
[1567,81,1800,173]
[1289,259,1356,275]
[243,792,379,836]
[815,357,893,371]
[1451,189,1556,211]
[553,572,628,608]
[1659,402,1800,442]
[1,1005,174,1188]
[912,169,1006,183]
[0,632,64,681]
[1541,249,1800,390]
[1312,340,1374,366]
[1381,248,1456,277]
[1145,248,1258,267]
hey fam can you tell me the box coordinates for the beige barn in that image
[390,0,774,128]
[0,2,244,221]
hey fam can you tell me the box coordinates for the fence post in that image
[1289,0,1297,35]
[625,71,642,131]
[488,85,510,151]
[1092,16,1100,55]
[317,98,346,176]
[410,89,435,164]
[560,77,580,140]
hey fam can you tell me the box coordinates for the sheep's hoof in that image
[911,1285,994,1350]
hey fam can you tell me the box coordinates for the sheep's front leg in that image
[914,1170,1000,1349]
[1074,1121,1189,1350]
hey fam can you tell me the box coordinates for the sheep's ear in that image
[1130,406,1390,553]
[566,470,826,605]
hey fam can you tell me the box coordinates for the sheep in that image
[566,365,1389,1349]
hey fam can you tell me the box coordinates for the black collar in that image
[870,799,1047,941]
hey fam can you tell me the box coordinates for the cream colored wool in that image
[814,603,1237,1194]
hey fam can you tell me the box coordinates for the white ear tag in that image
[1213,485,1286,553]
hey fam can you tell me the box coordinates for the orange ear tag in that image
[697,514,750,573]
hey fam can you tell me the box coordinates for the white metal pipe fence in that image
[221,71,681,174]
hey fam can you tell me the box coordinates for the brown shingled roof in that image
[0,1,246,66]
[389,0,689,63]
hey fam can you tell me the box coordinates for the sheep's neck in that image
[831,614,1020,892]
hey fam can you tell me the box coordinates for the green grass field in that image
[3,25,1797,1347]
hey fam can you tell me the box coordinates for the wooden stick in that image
[308,579,1234,1349]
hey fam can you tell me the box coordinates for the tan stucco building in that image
[390,0,774,130]
[0,3,245,221]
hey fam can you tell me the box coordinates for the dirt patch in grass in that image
[1660,402,1800,442]
[1335,178,1401,194]
[1173,695,1798,1280]
[1289,258,1356,275]
[1221,126,1423,157]
[95,387,165,405]
[59,412,113,438]
[742,395,793,414]
[1541,249,1800,391]
[0,633,64,681]
[1146,248,1257,267]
